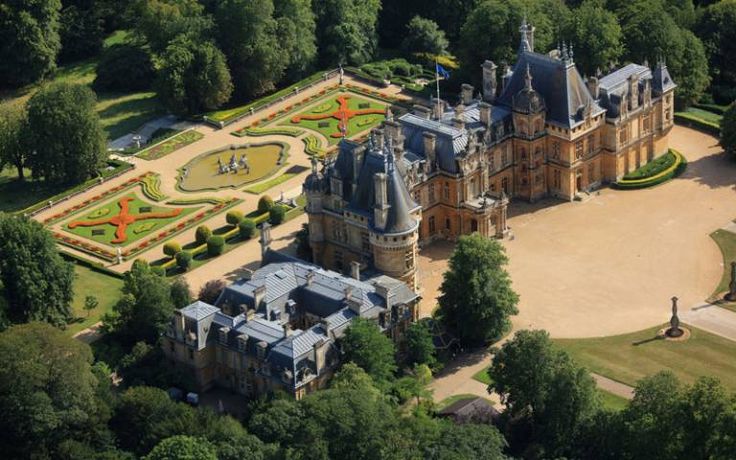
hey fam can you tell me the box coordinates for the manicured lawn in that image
[138,130,204,160]
[63,192,198,247]
[709,229,736,298]
[623,151,676,180]
[65,263,123,336]
[244,165,308,194]
[598,389,629,412]
[280,92,386,144]
[472,367,493,385]
[179,143,287,192]
[554,325,736,392]
[681,107,723,124]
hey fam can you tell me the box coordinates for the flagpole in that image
[435,58,441,119]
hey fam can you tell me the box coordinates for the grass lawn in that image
[472,367,493,385]
[598,389,629,411]
[244,165,309,194]
[65,263,123,336]
[554,325,736,392]
[681,107,723,124]
[280,92,386,144]
[623,151,676,180]
[63,192,198,247]
[709,229,736,298]
[138,130,204,161]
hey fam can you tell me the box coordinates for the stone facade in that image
[163,250,419,400]
[305,20,675,286]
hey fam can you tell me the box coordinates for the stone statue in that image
[667,296,683,338]
[239,153,249,174]
[338,64,344,85]
[217,157,225,174]
[116,247,123,265]
[726,261,736,301]
[229,153,238,173]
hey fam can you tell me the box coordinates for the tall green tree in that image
[564,0,623,75]
[696,0,736,103]
[155,36,232,115]
[437,233,518,345]
[0,323,112,458]
[404,320,438,369]
[0,104,28,180]
[721,103,736,156]
[313,0,382,66]
[131,0,212,54]
[402,16,450,56]
[341,317,396,386]
[26,82,106,185]
[215,0,288,100]
[488,329,599,457]
[0,214,74,326]
[59,0,105,62]
[274,0,318,80]
[145,436,217,460]
[0,0,62,87]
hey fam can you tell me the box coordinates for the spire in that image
[561,41,569,61]
[518,17,531,54]
[524,64,533,90]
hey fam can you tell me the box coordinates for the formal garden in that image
[614,149,687,189]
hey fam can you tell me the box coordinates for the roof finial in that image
[568,43,574,62]
[524,64,533,90]
[561,41,569,61]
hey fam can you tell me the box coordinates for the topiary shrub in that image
[226,210,244,226]
[269,205,287,225]
[195,225,212,245]
[163,241,182,257]
[238,218,256,239]
[176,251,193,271]
[258,195,274,214]
[207,236,225,256]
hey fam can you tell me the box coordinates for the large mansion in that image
[304,20,676,288]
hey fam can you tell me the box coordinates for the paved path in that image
[592,373,634,399]
[681,303,736,341]
[108,115,196,150]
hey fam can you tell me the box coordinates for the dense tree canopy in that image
[59,0,105,62]
[437,233,518,345]
[94,44,156,92]
[341,317,397,387]
[696,0,736,103]
[274,0,318,80]
[0,104,27,180]
[26,82,106,185]
[313,0,382,66]
[402,16,450,56]
[404,320,438,369]
[0,0,62,87]
[155,36,232,115]
[722,103,736,156]
[144,435,217,460]
[131,0,212,54]
[0,214,74,326]
[563,0,623,76]
[0,323,112,458]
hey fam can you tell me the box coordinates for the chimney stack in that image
[412,104,431,119]
[350,261,361,280]
[254,285,267,309]
[461,84,474,105]
[423,132,437,172]
[373,173,388,229]
[587,76,599,100]
[482,61,498,102]
[452,117,464,130]
[259,222,272,262]
[306,270,315,286]
[479,101,492,129]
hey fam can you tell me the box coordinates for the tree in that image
[195,225,212,244]
[238,218,256,240]
[118,341,195,390]
[721,103,736,156]
[215,0,289,100]
[424,422,507,460]
[176,251,193,271]
[258,195,274,213]
[197,279,226,304]
[155,36,233,115]
[103,260,176,345]
[163,241,182,257]
[131,0,213,54]
[402,16,449,56]
[618,0,709,107]
[437,233,518,345]
[94,44,156,92]
[59,0,105,62]
[84,295,99,317]
[313,0,382,66]
[145,436,217,460]
[0,104,28,180]
[489,329,599,457]
[341,317,396,386]
[225,210,243,225]
[0,214,74,326]
[170,277,192,309]
[26,83,106,185]
[0,323,112,458]
[458,0,570,85]
[404,320,437,369]
[274,0,318,80]
[0,0,62,87]
[206,235,225,256]
[268,205,286,225]
[111,386,197,456]
[563,0,623,76]
[696,0,736,103]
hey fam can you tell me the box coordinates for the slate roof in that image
[496,50,605,128]
[181,301,219,321]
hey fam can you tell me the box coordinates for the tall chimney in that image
[587,76,599,100]
[352,145,364,193]
[479,102,492,129]
[254,285,267,309]
[259,222,271,262]
[412,104,431,119]
[350,261,360,280]
[452,117,464,130]
[461,84,474,105]
[373,173,388,229]
[423,132,436,171]
[306,270,315,286]
[482,60,498,102]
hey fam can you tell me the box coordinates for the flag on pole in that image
[435,63,451,79]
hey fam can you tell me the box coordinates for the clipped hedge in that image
[614,150,687,190]
[269,205,287,225]
[226,210,244,226]
[176,251,193,270]
[195,225,212,245]
[207,236,225,256]
[674,113,720,136]
[258,195,275,213]
[239,219,256,239]
[163,241,182,257]
[232,126,305,138]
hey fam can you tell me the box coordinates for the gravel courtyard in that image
[418,126,736,338]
